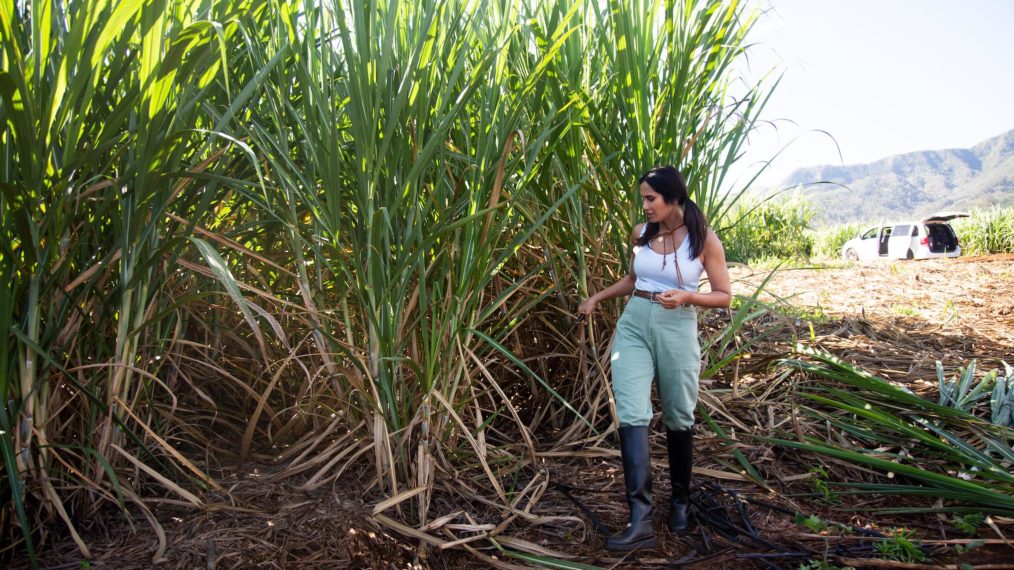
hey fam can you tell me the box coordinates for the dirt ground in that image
[22,256,1014,569]
[743,255,1014,349]
[731,255,1014,388]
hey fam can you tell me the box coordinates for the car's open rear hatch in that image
[922,211,969,223]
[925,222,959,253]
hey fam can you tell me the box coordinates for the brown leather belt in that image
[631,289,663,303]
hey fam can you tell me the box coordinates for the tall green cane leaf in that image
[471,328,595,433]
[188,237,266,355]
[0,405,35,568]
[760,436,1014,515]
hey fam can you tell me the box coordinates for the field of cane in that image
[23,257,1014,569]
[3,0,1013,569]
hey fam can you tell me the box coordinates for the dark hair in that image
[635,166,707,259]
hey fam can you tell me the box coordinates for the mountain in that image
[779,129,1014,226]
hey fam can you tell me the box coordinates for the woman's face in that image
[640,181,680,224]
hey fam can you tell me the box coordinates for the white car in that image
[842,212,967,261]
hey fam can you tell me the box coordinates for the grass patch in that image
[810,222,865,260]
[952,206,1014,255]
[719,192,816,264]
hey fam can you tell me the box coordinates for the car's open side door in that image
[877,226,893,257]
[888,223,915,259]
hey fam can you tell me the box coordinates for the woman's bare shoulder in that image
[705,229,723,246]
[697,229,724,263]
[630,223,646,242]
[703,229,726,257]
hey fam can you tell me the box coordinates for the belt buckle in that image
[649,291,659,303]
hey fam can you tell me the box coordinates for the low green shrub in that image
[810,222,864,259]
[874,528,928,562]
[952,207,1014,255]
[719,193,816,264]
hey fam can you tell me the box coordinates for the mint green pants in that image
[610,297,701,430]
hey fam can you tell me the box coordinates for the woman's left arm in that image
[658,230,731,309]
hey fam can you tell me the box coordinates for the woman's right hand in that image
[577,297,597,318]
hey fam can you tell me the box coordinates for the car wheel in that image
[845,248,858,261]
[906,249,914,260]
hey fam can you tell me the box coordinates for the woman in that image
[577,166,731,551]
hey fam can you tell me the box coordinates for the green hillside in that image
[782,129,1014,226]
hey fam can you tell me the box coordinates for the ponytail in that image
[682,198,707,260]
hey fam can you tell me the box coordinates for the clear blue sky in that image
[734,0,1014,188]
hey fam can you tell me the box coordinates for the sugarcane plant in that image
[2,0,776,563]
[767,346,1014,516]
[0,0,264,561]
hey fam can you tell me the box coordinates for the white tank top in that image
[632,225,705,293]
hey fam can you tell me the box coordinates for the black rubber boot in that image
[605,426,656,551]
[666,427,693,534]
